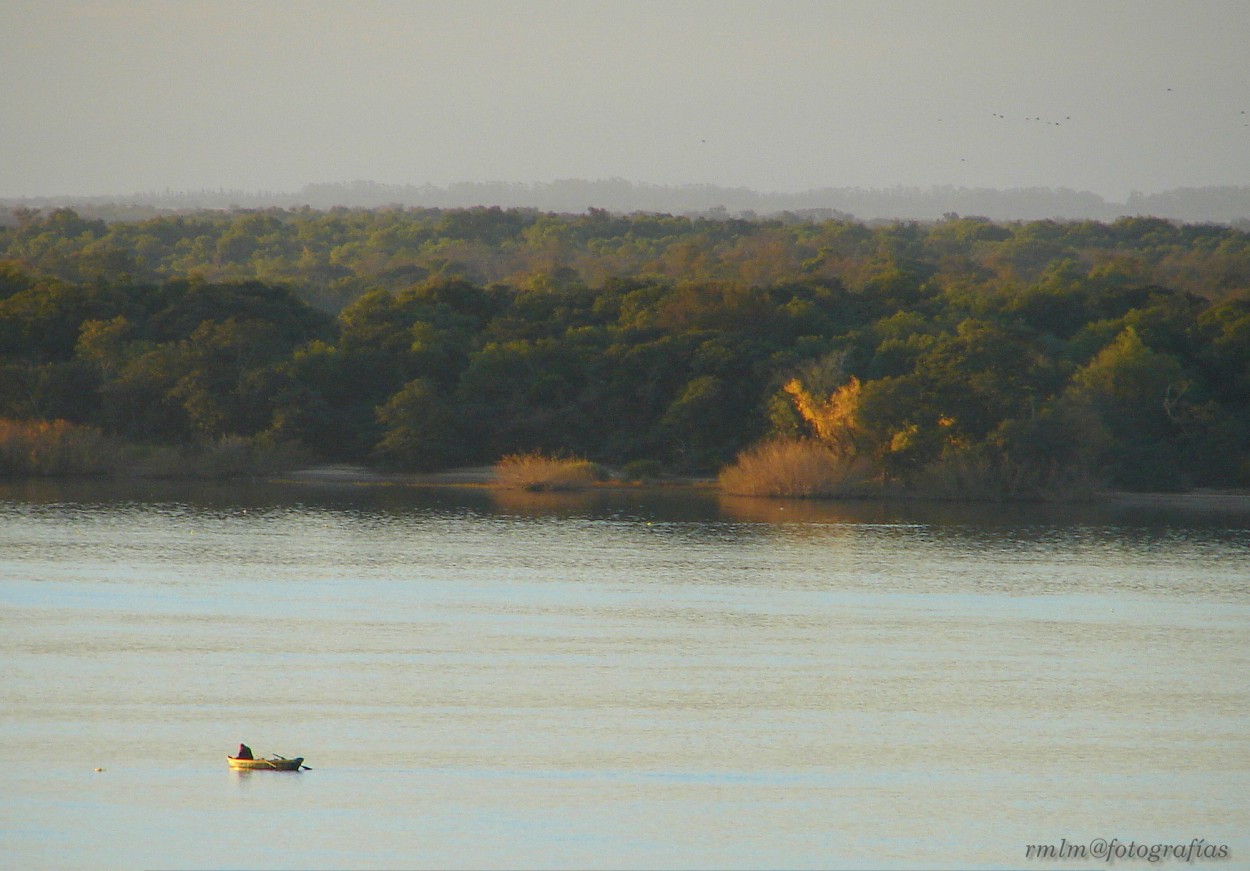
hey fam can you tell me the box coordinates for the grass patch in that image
[0,419,124,477]
[126,436,316,480]
[492,452,603,491]
[619,459,664,483]
[718,438,874,498]
[907,453,1103,502]
[1,419,316,481]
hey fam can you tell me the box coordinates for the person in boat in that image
[236,743,253,759]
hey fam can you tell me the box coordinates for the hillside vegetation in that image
[2,206,1248,495]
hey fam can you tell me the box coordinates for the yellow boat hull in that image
[227,756,304,771]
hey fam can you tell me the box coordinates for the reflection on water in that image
[1,478,1248,870]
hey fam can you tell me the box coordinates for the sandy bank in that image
[274,464,720,489]
[273,466,1250,510]
[1098,488,1250,511]
[277,464,498,485]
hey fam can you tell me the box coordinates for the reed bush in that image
[718,438,874,498]
[492,452,602,491]
[0,419,122,477]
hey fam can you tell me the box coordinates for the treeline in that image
[6,181,1250,222]
[1,208,1249,493]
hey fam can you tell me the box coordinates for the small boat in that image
[227,755,305,771]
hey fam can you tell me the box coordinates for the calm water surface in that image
[2,480,1248,870]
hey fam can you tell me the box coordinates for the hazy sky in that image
[3,0,1248,200]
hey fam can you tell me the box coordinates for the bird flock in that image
[989,112,1071,127]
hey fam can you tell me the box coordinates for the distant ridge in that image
[4,180,1250,224]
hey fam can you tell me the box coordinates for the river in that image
[2,479,1247,869]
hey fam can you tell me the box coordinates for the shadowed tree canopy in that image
[1,208,1248,489]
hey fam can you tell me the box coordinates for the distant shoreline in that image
[5,181,1249,224]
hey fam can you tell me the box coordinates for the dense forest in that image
[2,206,1249,495]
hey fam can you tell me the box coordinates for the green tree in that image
[1067,327,1190,489]
[374,377,466,470]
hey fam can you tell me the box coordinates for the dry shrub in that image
[718,438,874,498]
[492,452,601,491]
[0,419,121,477]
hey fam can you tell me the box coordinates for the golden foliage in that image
[781,375,863,456]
